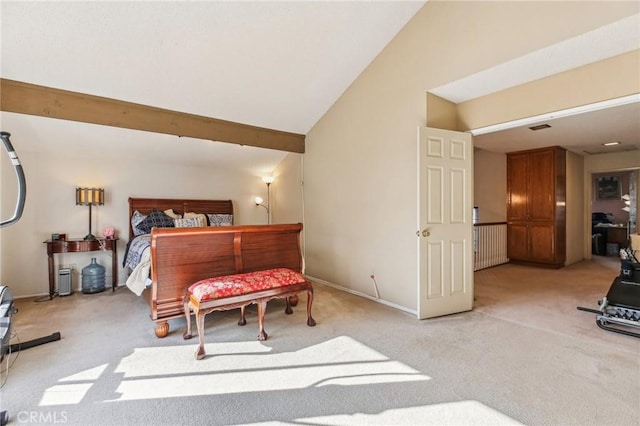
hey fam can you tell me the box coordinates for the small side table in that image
[44,238,118,298]
[607,226,629,250]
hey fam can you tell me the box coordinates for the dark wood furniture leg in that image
[46,251,55,299]
[110,240,118,291]
[194,307,207,360]
[238,305,247,325]
[306,288,316,326]
[256,300,268,341]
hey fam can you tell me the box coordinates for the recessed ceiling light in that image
[603,141,621,146]
[529,124,551,131]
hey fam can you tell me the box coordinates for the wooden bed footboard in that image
[149,223,305,337]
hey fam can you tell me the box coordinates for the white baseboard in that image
[306,275,417,317]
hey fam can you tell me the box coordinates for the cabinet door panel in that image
[506,146,565,267]
[528,150,555,221]
[507,223,529,261]
[529,223,556,263]
[507,153,529,221]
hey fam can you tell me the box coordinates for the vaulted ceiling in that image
[1,1,638,173]
[0,1,425,173]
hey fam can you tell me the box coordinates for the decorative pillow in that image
[135,209,175,234]
[180,213,207,227]
[184,212,208,226]
[164,209,182,220]
[207,214,233,227]
[174,217,204,228]
[131,210,147,236]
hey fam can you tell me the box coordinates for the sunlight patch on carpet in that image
[59,364,108,382]
[245,401,523,425]
[39,384,93,406]
[296,401,523,425]
[103,336,430,401]
[114,340,272,378]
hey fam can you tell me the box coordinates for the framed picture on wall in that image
[596,176,621,200]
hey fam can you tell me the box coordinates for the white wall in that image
[1,144,277,297]
[301,1,638,312]
[473,149,507,223]
[271,153,304,226]
[566,151,585,265]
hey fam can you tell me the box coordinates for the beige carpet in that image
[1,257,639,425]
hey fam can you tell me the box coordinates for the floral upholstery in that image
[189,268,306,303]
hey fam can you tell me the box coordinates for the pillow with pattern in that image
[207,214,233,227]
[182,213,207,227]
[131,210,147,236]
[136,209,175,234]
[174,217,204,228]
[184,212,208,226]
[164,209,182,219]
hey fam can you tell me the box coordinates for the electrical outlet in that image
[69,264,77,270]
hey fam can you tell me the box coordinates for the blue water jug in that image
[81,258,106,294]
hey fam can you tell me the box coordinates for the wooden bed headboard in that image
[128,197,233,239]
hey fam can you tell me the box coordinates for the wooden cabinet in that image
[507,146,566,267]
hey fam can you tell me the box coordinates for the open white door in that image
[417,127,474,319]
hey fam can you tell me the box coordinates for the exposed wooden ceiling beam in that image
[0,78,305,153]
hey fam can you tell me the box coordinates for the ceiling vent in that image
[528,124,551,131]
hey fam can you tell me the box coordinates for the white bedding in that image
[125,247,151,296]
[123,234,152,296]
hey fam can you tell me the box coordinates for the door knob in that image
[422,229,430,237]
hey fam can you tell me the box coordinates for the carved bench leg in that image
[238,305,247,326]
[285,297,293,315]
[183,297,193,340]
[306,288,316,327]
[194,307,206,360]
[154,321,170,338]
[256,300,268,341]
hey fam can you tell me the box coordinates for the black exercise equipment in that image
[1,132,62,426]
[0,132,26,228]
[578,242,640,338]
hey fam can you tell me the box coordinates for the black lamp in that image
[76,187,104,240]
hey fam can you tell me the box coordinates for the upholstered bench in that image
[183,267,315,360]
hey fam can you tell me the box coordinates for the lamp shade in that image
[76,188,104,206]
